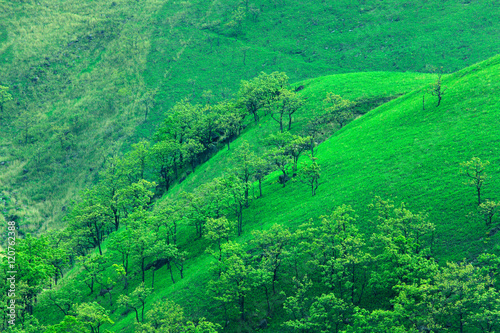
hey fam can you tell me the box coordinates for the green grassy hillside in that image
[1,0,500,234]
[34,55,500,332]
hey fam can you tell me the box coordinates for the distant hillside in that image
[1,0,500,233]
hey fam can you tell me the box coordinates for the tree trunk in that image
[141,258,145,282]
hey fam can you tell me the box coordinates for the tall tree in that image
[460,157,489,206]
[251,224,291,294]
[269,88,304,132]
[238,72,288,122]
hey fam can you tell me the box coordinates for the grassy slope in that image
[35,70,436,330]
[2,0,500,233]
[112,55,500,331]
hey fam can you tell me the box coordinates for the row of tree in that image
[0,70,361,331]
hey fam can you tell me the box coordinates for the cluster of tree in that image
[199,198,500,332]
[1,70,368,332]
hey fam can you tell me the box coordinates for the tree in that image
[368,198,437,304]
[77,255,107,295]
[0,85,13,113]
[181,138,205,173]
[265,131,308,185]
[323,93,355,128]
[113,179,155,223]
[219,106,244,150]
[129,209,157,283]
[252,224,291,295]
[12,234,56,318]
[183,178,228,238]
[40,288,81,316]
[318,205,370,305]
[269,88,304,132]
[118,283,152,323]
[208,242,252,322]
[135,299,184,332]
[67,188,111,256]
[286,134,310,177]
[220,175,246,236]
[135,300,221,333]
[285,293,351,333]
[205,217,234,264]
[297,156,321,196]
[478,200,500,227]
[430,72,447,107]
[108,229,134,286]
[237,72,288,122]
[75,302,113,333]
[253,156,273,198]
[231,141,258,206]
[460,157,489,206]
[45,315,88,333]
[149,139,179,191]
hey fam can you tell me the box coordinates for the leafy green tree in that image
[67,187,111,255]
[282,276,314,331]
[218,105,244,150]
[220,175,246,236]
[96,156,130,232]
[297,156,321,196]
[108,229,134,286]
[252,224,291,294]
[135,299,184,332]
[307,293,352,333]
[208,242,252,322]
[205,217,234,264]
[181,138,205,173]
[0,85,13,114]
[183,178,228,238]
[460,157,489,206]
[369,197,437,304]
[136,299,221,333]
[478,200,500,227]
[231,141,258,206]
[323,93,355,128]
[269,88,304,132]
[316,205,370,305]
[39,288,81,316]
[77,254,107,295]
[118,283,152,323]
[238,72,288,122]
[45,315,88,333]
[12,235,56,317]
[151,199,183,245]
[253,156,273,198]
[266,132,310,181]
[149,139,179,190]
[75,302,113,333]
[129,209,157,283]
[113,179,155,222]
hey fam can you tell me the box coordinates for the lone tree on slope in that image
[460,157,489,206]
